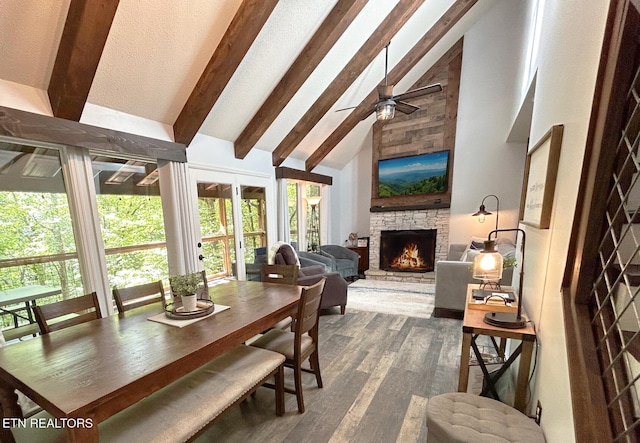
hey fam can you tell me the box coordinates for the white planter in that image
[182,294,198,312]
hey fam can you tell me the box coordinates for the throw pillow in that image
[461,248,481,262]
[459,236,488,261]
[277,243,301,267]
[268,241,300,267]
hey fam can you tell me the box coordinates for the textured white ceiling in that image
[0,0,494,169]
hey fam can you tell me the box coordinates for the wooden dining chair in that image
[261,264,299,330]
[113,280,166,313]
[261,264,299,285]
[199,270,210,299]
[249,278,326,413]
[33,292,102,334]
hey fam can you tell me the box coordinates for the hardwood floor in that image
[196,307,462,442]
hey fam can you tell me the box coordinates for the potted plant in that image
[169,273,202,312]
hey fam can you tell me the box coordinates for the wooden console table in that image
[457,284,536,413]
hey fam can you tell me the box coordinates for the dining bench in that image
[10,344,285,442]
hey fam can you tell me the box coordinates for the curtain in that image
[61,146,113,314]
[276,178,290,243]
[158,160,199,275]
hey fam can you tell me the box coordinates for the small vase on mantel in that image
[182,294,198,312]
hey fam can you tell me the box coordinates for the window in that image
[305,183,321,252]
[287,181,299,244]
[285,181,324,252]
[91,155,169,288]
[196,183,235,279]
[0,141,83,337]
[240,185,267,266]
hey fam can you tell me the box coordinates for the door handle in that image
[198,254,204,261]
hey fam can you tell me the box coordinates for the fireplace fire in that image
[380,230,436,273]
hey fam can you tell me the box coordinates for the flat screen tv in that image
[378,151,449,198]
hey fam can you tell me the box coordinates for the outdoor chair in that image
[250,278,326,413]
[33,292,102,334]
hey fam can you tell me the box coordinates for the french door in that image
[189,167,274,281]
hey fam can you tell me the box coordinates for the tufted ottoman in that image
[426,393,545,443]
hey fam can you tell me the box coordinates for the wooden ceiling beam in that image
[275,166,332,186]
[48,0,120,121]
[0,106,186,162]
[234,0,367,160]
[270,0,426,167]
[305,0,477,172]
[173,0,278,145]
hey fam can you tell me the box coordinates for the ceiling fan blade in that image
[335,105,358,112]
[395,101,420,115]
[393,83,442,102]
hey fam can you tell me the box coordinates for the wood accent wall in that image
[371,38,463,211]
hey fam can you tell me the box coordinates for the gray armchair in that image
[297,250,333,272]
[318,245,359,279]
[434,242,515,318]
[270,243,348,313]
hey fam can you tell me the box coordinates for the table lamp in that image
[473,228,527,329]
[472,239,503,290]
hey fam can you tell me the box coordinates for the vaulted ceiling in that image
[0,0,495,171]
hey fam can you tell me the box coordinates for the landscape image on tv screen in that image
[378,151,449,197]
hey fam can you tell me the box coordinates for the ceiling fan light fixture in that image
[376,99,395,121]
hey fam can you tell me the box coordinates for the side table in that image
[346,245,369,275]
[457,284,536,413]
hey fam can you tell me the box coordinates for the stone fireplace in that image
[366,208,449,283]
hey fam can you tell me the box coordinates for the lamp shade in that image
[471,195,499,231]
[472,204,491,223]
[376,99,395,121]
[472,240,503,283]
[306,196,321,206]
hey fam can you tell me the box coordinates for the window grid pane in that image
[590,60,640,441]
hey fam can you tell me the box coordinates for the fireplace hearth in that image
[380,229,436,273]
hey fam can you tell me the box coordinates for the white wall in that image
[333,127,373,245]
[449,0,529,246]
[520,1,609,442]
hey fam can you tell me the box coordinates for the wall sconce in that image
[472,194,500,232]
[473,228,527,329]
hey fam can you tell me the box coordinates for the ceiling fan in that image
[339,43,442,121]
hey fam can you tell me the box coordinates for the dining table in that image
[0,279,301,442]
